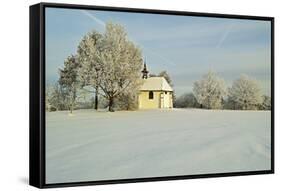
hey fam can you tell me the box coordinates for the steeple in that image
[141,59,149,79]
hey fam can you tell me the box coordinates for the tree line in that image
[46,22,270,112]
[46,22,143,112]
[174,71,271,110]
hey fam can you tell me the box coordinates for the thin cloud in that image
[216,23,234,48]
[81,10,106,27]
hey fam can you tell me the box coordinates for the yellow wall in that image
[138,91,173,109]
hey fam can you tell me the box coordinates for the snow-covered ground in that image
[46,109,271,184]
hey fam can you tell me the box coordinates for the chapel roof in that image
[139,77,173,91]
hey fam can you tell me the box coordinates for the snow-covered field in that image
[46,109,271,184]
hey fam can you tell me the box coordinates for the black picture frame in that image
[30,2,275,189]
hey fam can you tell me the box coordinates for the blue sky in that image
[46,8,271,96]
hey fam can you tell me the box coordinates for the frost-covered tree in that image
[77,23,142,112]
[46,83,67,111]
[77,31,103,110]
[259,95,271,110]
[45,85,53,111]
[98,22,143,112]
[193,71,227,109]
[228,75,262,110]
[59,55,80,113]
[115,82,140,110]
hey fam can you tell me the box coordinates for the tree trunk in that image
[108,97,114,112]
[70,90,75,113]
[70,103,73,113]
[94,86,99,110]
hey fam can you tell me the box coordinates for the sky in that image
[46,7,271,96]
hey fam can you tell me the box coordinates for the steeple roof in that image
[141,60,149,79]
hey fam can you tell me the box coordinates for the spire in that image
[141,58,149,79]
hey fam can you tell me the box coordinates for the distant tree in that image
[158,71,173,86]
[174,93,200,108]
[259,95,271,110]
[193,71,227,109]
[59,55,80,113]
[77,30,103,110]
[45,85,53,111]
[149,73,157,77]
[228,75,262,110]
[150,71,173,86]
[46,83,67,111]
[75,88,97,109]
[223,97,235,110]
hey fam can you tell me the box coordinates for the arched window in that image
[149,91,154,99]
